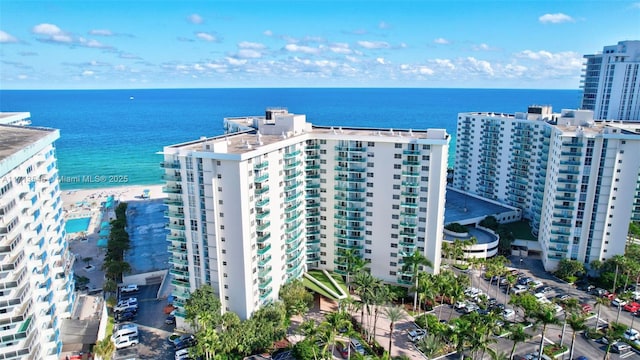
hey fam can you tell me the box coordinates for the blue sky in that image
[1,0,639,89]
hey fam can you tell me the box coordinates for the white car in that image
[114,303,138,313]
[117,297,138,308]
[111,324,138,342]
[612,298,628,307]
[510,284,528,294]
[502,308,516,319]
[529,280,544,289]
[624,328,639,341]
[114,335,139,349]
[407,329,426,342]
[120,284,139,293]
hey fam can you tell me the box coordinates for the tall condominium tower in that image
[453,106,640,270]
[163,109,449,324]
[0,114,75,360]
[581,40,640,121]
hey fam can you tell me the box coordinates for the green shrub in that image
[444,223,468,233]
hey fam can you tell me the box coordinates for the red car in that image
[624,302,640,313]
[581,303,593,313]
[603,292,616,300]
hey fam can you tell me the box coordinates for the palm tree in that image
[402,250,433,311]
[558,297,580,347]
[535,304,561,358]
[566,313,587,360]
[383,305,407,356]
[507,323,530,360]
[322,311,352,356]
[371,283,394,342]
[93,337,115,360]
[344,248,366,292]
[594,296,610,332]
[352,270,377,324]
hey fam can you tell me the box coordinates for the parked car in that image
[114,303,138,313]
[464,303,480,314]
[510,285,528,295]
[611,298,628,307]
[408,329,426,342]
[350,339,365,355]
[165,314,176,325]
[581,303,593,313]
[117,297,138,308]
[111,324,138,342]
[624,302,640,313]
[611,341,631,353]
[175,348,191,360]
[120,284,139,293]
[336,342,349,359]
[502,308,516,320]
[454,301,467,311]
[535,286,553,294]
[624,328,639,341]
[529,280,544,289]
[114,335,139,349]
[175,334,197,350]
[555,294,570,301]
[115,311,136,323]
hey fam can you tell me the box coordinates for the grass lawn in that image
[302,276,338,300]
[307,269,344,295]
[502,220,536,241]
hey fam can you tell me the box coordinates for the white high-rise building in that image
[453,106,640,270]
[163,108,449,324]
[0,113,75,360]
[581,40,640,121]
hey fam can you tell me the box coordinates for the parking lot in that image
[112,284,180,360]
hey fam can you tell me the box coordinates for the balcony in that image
[334,241,364,250]
[167,235,186,243]
[257,244,271,255]
[335,145,366,152]
[258,255,272,266]
[403,149,420,155]
[164,210,185,218]
[257,233,271,244]
[256,221,271,231]
[285,160,302,170]
[171,278,190,288]
[162,186,182,194]
[335,165,366,173]
[162,174,182,181]
[256,198,270,207]
[255,174,269,183]
[284,150,302,159]
[167,223,186,231]
[401,181,420,187]
[160,161,180,169]
[254,161,269,170]
[334,176,366,183]
[164,199,183,206]
[256,210,270,220]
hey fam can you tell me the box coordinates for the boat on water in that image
[130,96,134,100]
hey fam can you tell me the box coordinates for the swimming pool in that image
[65,217,91,234]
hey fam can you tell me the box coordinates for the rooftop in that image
[0,124,55,162]
[444,188,515,224]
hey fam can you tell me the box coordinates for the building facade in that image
[581,40,640,121]
[453,106,640,270]
[163,109,449,325]
[0,115,75,360]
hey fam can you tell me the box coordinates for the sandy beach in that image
[61,184,166,211]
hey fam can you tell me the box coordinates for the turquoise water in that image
[65,217,91,233]
[0,88,582,190]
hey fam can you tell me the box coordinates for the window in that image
[395,143,402,148]
[394,154,402,159]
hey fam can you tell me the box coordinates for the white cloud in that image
[33,23,64,36]
[237,49,262,59]
[238,41,266,50]
[539,13,574,24]
[226,57,247,66]
[263,30,273,37]
[329,43,351,54]
[632,2,640,8]
[196,32,216,42]
[78,37,109,48]
[89,29,113,36]
[431,58,455,70]
[433,38,449,45]
[378,21,390,29]
[188,14,203,24]
[17,74,28,80]
[376,57,386,65]
[357,41,389,49]
[516,50,553,60]
[0,30,18,43]
[82,70,95,76]
[464,57,495,76]
[284,43,321,55]
[472,43,491,51]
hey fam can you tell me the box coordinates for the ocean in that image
[0,88,582,190]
